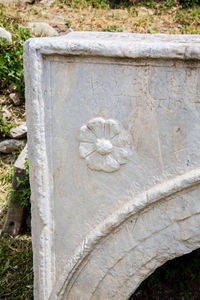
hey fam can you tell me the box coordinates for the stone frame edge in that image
[24,32,200,61]
[23,32,200,300]
[24,39,54,300]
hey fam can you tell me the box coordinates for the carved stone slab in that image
[24,32,200,300]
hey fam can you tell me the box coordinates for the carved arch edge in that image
[50,167,200,300]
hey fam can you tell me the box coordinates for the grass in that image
[0,115,12,138]
[0,0,199,299]
[175,6,200,25]
[10,160,31,208]
[0,162,13,230]
[0,234,33,300]
[0,162,32,299]
[0,4,31,100]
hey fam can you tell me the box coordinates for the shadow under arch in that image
[129,247,200,300]
[50,168,200,300]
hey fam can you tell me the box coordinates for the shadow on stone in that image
[130,248,200,300]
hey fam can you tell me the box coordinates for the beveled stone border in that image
[24,39,54,300]
[25,32,200,61]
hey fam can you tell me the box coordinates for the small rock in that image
[148,10,154,16]
[162,27,169,31]
[9,93,21,106]
[2,108,12,122]
[0,139,25,153]
[138,7,149,17]
[22,0,35,3]
[0,27,12,43]
[14,144,28,169]
[10,123,27,139]
[40,0,55,5]
[27,22,58,37]
[52,14,65,24]
[41,11,47,16]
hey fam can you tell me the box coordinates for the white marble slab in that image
[24,32,200,300]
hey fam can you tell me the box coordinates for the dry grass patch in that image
[0,162,13,229]
[0,1,199,34]
[0,234,33,299]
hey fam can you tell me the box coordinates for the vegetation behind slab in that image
[0,234,33,300]
[0,115,12,138]
[0,5,30,99]
[59,0,200,8]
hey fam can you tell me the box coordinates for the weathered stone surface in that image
[2,145,28,236]
[27,22,58,37]
[24,32,200,300]
[10,123,27,139]
[0,27,11,42]
[14,144,28,168]
[0,139,25,153]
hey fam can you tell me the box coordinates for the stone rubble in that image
[27,22,58,37]
[9,92,21,106]
[0,139,25,153]
[0,27,12,42]
[9,123,27,139]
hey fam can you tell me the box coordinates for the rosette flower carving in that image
[79,117,130,173]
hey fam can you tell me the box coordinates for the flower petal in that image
[112,147,129,164]
[79,142,96,158]
[87,117,105,138]
[107,119,121,139]
[104,121,110,139]
[103,154,120,172]
[79,125,96,143]
[112,133,127,148]
[86,152,103,171]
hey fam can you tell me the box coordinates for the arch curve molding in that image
[51,168,200,300]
